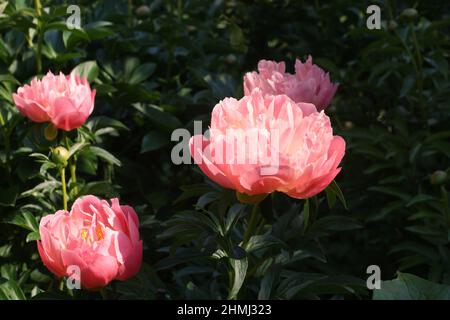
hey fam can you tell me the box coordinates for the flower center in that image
[80,225,104,242]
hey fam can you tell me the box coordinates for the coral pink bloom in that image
[13,71,95,131]
[244,56,338,111]
[189,90,345,199]
[37,196,142,289]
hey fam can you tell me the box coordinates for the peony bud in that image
[52,146,69,167]
[388,20,398,31]
[430,170,447,185]
[135,5,150,18]
[401,8,418,21]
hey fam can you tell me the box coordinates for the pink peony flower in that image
[243,56,338,111]
[13,71,96,131]
[37,195,143,289]
[189,90,345,199]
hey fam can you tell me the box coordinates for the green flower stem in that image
[409,23,426,119]
[242,204,259,247]
[60,167,68,211]
[0,114,12,184]
[69,160,77,195]
[100,288,108,300]
[441,186,450,227]
[34,0,43,74]
[254,217,266,236]
[128,0,133,28]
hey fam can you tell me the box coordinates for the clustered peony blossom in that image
[37,195,142,289]
[244,56,338,111]
[190,90,345,199]
[31,55,342,287]
[13,71,95,131]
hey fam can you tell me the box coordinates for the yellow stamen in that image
[96,226,104,241]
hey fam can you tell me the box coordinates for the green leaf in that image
[311,215,362,232]
[89,146,121,166]
[31,292,71,300]
[229,21,247,52]
[133,103,182,131]
[0,280,26,300]
[325,186,336,209]
[373,272,450,300]
[224,203,246,234]
[0,74,19,84]
[0,244,12,258]
[67,142,89,159]
[282,274,367,298]
[72,60,99,82]
[302,199,310,232]
[244,233,282,253]
[229,245,246,260]
[129,63,156,84]
[26,231,40,242]
[20,181,61,198]
[258,265,281,300]
[326,181,347,209]
[78,181,119,198]
[115,264,157,299]
[406,194,435,207]
[228,258,248,299]
[87,116,129,132]
[5,211,39,233]
[173,184,212,205]
[400,74,415,97]
[368,186,410,201]
[140,131,168,153]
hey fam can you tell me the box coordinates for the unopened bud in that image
[135,5,150,18]
[388,20,398,31]
[401,8,418,21]
[430,170,447,185]
[225,54,237,65]
[344,121,354,130]
[52,147,69,167]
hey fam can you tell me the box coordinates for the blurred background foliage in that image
[0,0,449,299]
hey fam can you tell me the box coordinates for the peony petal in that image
[115,240,143,281]
[50,97,89,131]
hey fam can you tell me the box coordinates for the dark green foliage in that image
[0,0,449,300]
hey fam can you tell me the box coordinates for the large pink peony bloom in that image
[13,71,95,131]
[243,56,338,111]
[37,196,142,289]
[189,90,345,199]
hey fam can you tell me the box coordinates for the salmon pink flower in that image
[13,71,95,131]
[244,56,338,111]
[37,196,142,289]
[189,90,345,199]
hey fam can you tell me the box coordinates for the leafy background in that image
[0,0,449,300]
